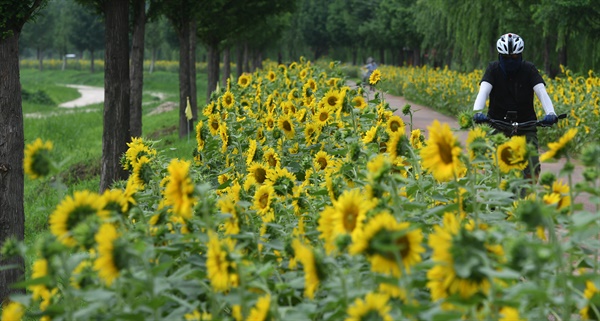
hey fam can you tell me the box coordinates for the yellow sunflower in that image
[352,96,367,110]
[317,188,375,253]
[263,147,280,168]
[466,127,488,161]
[314,106,333,126]
[426,213,492,301]
[248,162,269,185]
[184,310,212,321]
[246,294,271,321]
[101,188,129,215]
[164,159,195,220]
[496,135,529,173]
[253,184,275,218]
[208,114,221,136]
[49,190,108,247]
[218,195,239,235]
[93,223,122,286]
[23,138,53,179]
[246,139,258,166]
[277,114,296,139]
[267,70,276,82]
[410,129,424,149]
[1,301,25,321]
[545,180,571,211]
[264,114,276,131]
[131,155,152,190]
[367,153,392,181]
[30,258,51,303]
[292,239,322,299]
[499,307,526,321]
[369,69,381,85]
[386,115,405,136]
[349,211,424,277]
[345,292,393,321]
[362,125,378,144]
[420,120,466,182]
[304,122,321,145]
[322,90,343,110]
[237,73,252,88]
[540,128,578,162]
[387,132,409,160]
[195,121,205,151]
[314,150,334,171]
[266,166,297,196]
[581,280,600,320]
[222,91,235,109]
[206,231,238,292]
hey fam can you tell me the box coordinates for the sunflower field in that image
[3,58,600,321]
[377,64,600,153]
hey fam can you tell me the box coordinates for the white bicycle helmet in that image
[496,33,524,55]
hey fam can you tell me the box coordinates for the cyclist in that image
[472,33,558,181]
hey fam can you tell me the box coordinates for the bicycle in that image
[475,112,567,136]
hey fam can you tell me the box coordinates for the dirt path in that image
[25,85,169,119]
[59,85,105,108]
[356,85,596,212]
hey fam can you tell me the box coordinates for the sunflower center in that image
[255,168,267,183]
[319,111,329,122]
[267,155,277,167]
[282,120,292,132]
[500,147,518,165]
[390,121,401,132]
[327,96,337,107]
[267,119,274,128]
[317,157,328,170]
[259,193,269,209]
[211,120,219,131]
[225,96,233,105]
[437,141,453,164]
[342,206,359,232]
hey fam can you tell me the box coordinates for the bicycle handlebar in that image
[480,113,567,131]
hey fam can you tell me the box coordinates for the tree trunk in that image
[150,48,157,73]
[558,34,568,72]
[207,42,220,104]
[129,0,146,139]
[90,50,95,73]
[100,0,130,192]
[352,48,357,66]
[0,31,26,303]
[379,47,385,65]
[222,46,230,88]
[177,21,191,138]
[189,20,198,120]
[243,42,249,73]
[236,43,244,79]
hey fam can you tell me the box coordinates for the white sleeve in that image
[533,83,556,115]
[473,81,492,111]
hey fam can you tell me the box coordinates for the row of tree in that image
[20,0,600,77]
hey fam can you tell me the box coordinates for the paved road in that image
[357,85,596,212]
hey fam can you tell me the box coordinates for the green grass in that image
[21,68,208,249]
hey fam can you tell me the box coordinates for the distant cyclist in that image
[472,33,558,180]
[363,57,377,85]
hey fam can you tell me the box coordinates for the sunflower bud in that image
[402,104,412,116]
